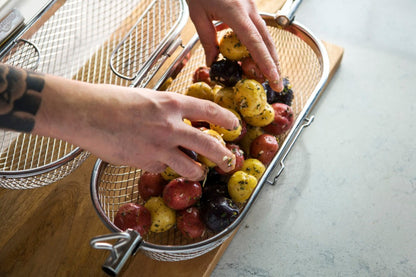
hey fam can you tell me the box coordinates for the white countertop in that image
[213,0,416,276]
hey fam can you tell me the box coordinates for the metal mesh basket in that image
[90,0,330,275]
[0,0,188,189]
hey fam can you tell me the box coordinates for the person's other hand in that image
[33,78,239,181]
[186,0,283,92]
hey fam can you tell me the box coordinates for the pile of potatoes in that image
[113,30,295,239]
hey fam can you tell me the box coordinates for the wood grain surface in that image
[0,0,344,276]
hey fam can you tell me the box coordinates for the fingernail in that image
[234,118,240,129]
[222,154,236,171]
[270,68,280,82]
[270,69,284,92]
[198,164,209,182]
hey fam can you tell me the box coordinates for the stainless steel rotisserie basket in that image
[89,0,330,275]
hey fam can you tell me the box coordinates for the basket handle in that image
[276,0,303,27]
[90,229,143,276]
[266,115,314,185]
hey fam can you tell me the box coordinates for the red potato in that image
[263,103,295,136]
[192,66,212,85]
[176,206,206,239]
[114,203,152,236]
[138,172,167,201]
[215,143,245,175]
[241,56,266,83]
[163,178,203,210]
[250,134,279,166]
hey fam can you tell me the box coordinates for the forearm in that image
[0,63,239,180]
[0,63,44,132]
[0,63,101,145]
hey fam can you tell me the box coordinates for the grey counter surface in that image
[213,0,416,276]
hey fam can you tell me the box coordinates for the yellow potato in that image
[161,166,180,181]
[219,30,249,61]
[210,109,242,142]
[241,158,266,181]
[234,79,267,118]
[227,171,258,204]
[214,87,237,110]
[183,118,192,126]
[243,103,275,127]
[186,82,214,101]
[212,84,223,95]
[197,129,226,168]
[239,125,264,155]
[144,197,176,233]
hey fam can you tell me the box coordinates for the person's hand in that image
[186,0,284,92]
[33,75,239,181]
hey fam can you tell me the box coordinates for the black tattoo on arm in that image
[0,64,45,132]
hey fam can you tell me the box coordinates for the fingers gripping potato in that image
[219,30,250,61]
[197,129,226,168]
[210,109,242,142]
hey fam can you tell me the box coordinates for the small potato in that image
[161,166,180,181]
[219,30,249,61]
[239,125,264,155]
[183,118,192,126]
[163,178,202,210]
[214,87,237,110]
[264,103,295,135]
[243,103,275,127]
[176,207,206,239]
[210,109,242,142]
[227,171,258,204]
[144,197,176,233]
[186,82,215,101]
[114,203,152,236]
[198,129,226,168]
[138,172,167,201]
[241,56,265,83]
[192,66,212,85]
[241,158,266,181]
[250,134,279,166]
[234,79,267,118]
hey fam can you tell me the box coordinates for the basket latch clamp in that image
[90,229,142,276]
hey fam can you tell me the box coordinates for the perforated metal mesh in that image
[110,0,183,81]
[0,0,186,189]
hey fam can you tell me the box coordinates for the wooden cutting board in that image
[0,1,344,276]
